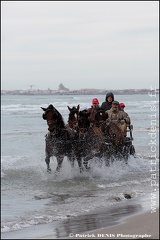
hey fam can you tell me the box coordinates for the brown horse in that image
[67,108,114,168]
[67,105,80,130]
[41,104,83,173]
[94,109,125,146]
[77,109,108,169]
[94,109,127,164]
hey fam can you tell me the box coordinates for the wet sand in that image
[1,194,159,239]
[71,210,159,239]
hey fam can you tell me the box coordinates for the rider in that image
[87,98,105,140]
[107,101,130,137]
[101,92,114,111]
[119,102,131,126]
[87,98,101,125]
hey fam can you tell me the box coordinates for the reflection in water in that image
[54,204,141,238]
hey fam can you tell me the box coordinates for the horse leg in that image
[55,156,64,173]
[45,155,51,172]
[68,155,75,168]
[83,156,91,171]
[77,157,84,173]
[105,159,110,167]
[45,137,52,172]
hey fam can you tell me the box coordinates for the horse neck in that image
[52,115,66,136]
[78,122,90,139]
[108,122,125,144]
[99,121,106,132]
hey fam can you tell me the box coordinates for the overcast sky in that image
[1,1,159,90]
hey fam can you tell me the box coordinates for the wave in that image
[1,154,153,180]
[1,212,74,233]
[1,155,158,234]
[1,103,89,116]
[1,98,159,114]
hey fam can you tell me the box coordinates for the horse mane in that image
[79,109,88,115]
[95,109,108,122]
[78,109,90,128]
[54,107,66,129]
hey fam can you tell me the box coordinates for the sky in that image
[1,1,159,91]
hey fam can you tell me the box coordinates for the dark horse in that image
[67,104,80,130]
[41,104,83,173]
[94,109,125,146]
[94,109,127,164]
[76,109,108,169]
[67,108,115,168]
[78,109,127,166]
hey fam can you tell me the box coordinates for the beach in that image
[1,94,159,239]
[2,208,159,239]
[41,210,159,239]
[72,210,159,239]
[1,194,159,239]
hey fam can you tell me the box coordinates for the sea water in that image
[1,93,159,236]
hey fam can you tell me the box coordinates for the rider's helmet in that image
[92,98,99,104]
[119,102,125,107]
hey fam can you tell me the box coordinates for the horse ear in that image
[41,107,47,111]
[77,104,80,111]
[48,104,54,109]
[67,106,72,111]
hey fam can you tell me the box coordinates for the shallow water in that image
[1,94,159,236]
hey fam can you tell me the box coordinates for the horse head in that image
[95,109,108,128]
[41,104,65,132]
[67,104,80,129]
[78,109,90,131]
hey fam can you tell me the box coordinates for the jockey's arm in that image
[118,111,130,124]
[125,113,130,124]
[123,112,130,125]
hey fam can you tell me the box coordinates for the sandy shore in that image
[1,195,159,239]
[32,209,158,239]
[69,210,159,239]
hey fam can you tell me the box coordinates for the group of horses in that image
[41,104,132,174]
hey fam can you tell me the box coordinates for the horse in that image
[94,109,128,164]
[41,104,83,173]
[67,108,115,168]
[67,105,80,130]
[95,108,129,163]
[94,109,124,145]
[77,109,108,169]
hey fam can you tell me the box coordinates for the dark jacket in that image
[87,106,101,124]
[101,92,114,111]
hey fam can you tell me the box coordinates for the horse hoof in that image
[47,168,51,172]
[54,171,60,178]
[85,166,91,171]
[80,167,84,173]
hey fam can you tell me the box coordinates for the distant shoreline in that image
[1,88,159,95]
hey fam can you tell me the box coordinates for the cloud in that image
[1,1,159,90]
